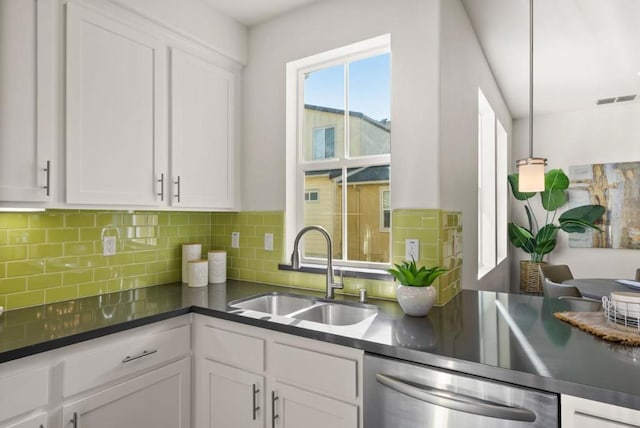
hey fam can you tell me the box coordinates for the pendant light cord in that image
[529,0,534,159]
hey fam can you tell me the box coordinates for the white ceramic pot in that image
[396,284,437,317]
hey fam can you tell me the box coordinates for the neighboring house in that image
[303,105,390,263]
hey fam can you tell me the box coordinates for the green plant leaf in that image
[508,223,536,253]
[387,260,448,286]
[540,189,567,211]
[558,204,605,232]
[545,169,570,191]
[508,174,535,201]
[524,205,534,232]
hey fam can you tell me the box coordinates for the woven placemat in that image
[554,311,640,346]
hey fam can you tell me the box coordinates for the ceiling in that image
[202,0,639,119]
[462,0,640,119]
[202,0,322,26]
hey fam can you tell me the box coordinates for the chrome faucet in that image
[291,225,343,299]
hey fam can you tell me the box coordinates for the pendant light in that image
[517,0,547,192]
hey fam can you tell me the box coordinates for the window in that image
[304,190,320,202]
[312,127,335,160]
[380,188,390,231]
[478,88,508,279]
[286,35,391,269]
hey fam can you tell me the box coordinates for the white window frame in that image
[285,34,391,271]
[478,88,508,279]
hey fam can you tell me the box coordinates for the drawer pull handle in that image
[122,349,158,363]
[70,411,78,428]
[252,383,260,420]
[271,391,279,427]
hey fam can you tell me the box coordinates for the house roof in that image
[305,165,389,184]
[304,104,390,132]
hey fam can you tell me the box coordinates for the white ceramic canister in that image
[188,259,208,287]
[208,250,227,284]
[182,243,202,283]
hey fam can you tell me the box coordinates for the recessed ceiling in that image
[203,0,323,26]
[462,0,640,118]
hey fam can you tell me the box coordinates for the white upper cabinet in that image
[170,47,235,210]
[65,0,167,206]
[63,0,240,210]
[0,0,56,204]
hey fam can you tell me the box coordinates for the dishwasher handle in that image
[375,373,537,423]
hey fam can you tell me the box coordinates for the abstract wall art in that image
[568,161,640,249]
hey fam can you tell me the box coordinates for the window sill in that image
[278,263,393,282]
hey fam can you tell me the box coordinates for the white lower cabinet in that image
[272,382,358,428]
[0,362,49,428]
[562,394,640,427]
[200,359,264,428]
[62,358,190,428]
[194,314,363,428]
[3,413,47,428]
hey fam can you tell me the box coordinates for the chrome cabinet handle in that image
[121,349,157,363]
[252,383,260,420]
[271,391,279,427]
[70,411,78,428]
[375,373,536,422]
[157,173,164,201]
[43,160,51,196]
[174,176,181,203]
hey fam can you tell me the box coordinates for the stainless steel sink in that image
[229,293,315,315]
[291,303,377,326]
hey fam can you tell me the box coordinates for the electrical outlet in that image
[264,233,274,251]
[405,239,419,261]
[231,232,240,248]
[103,236,116,256]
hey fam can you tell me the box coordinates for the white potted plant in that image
[388,259,447,316]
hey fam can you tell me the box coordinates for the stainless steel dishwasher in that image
[364,354,558,427]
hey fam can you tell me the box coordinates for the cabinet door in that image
[0,0,55,202]
[3,412,47,428]
[272,382,358,428]
[65,1,166,206]
[196,359,263,428]
[562,394,640,428]
[170,47,235,209]
[62,358,190,428]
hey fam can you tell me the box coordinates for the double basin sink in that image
[228,292,378,327]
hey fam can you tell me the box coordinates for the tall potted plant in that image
[508,169,605,293]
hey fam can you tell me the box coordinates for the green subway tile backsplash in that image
[0,209,212,310]
[0,208,463,311]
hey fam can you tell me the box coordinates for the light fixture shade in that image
[517,158,547,192]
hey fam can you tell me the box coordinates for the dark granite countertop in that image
[1,280,639,410]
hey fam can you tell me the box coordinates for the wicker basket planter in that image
[519,260,546,294]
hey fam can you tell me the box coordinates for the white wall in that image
[110,0,248,64]
[511,103,640,284]
[439,0,512,290]
[242,0,442,210]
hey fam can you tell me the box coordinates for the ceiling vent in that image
[596,94,637,106]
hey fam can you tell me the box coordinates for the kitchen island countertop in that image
[0,280,638,410]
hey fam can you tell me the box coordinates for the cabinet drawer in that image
[272,342,358,401]
[0,366,48,421]
[63,324,190,397]
[198,324,264,373]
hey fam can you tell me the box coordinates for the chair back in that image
[636,268,640,281]
[542,278,582,298]
[539,264,574,283]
